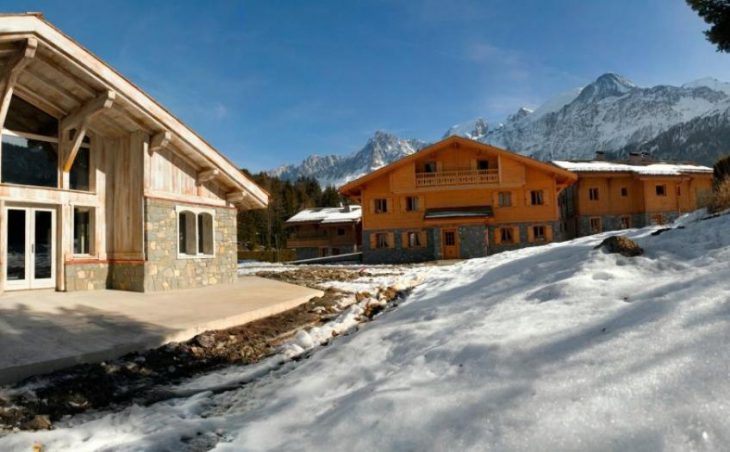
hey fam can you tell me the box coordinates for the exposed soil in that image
[0,271,410,434]
[256,267,403,290]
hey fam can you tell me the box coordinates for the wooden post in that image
[0,198,5,296]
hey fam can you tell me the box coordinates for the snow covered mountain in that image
[270,73,730,186]
[270,131,427,187]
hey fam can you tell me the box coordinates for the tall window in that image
[374,198,388,214]
[70,146,91,191]
[588,188,599,201]
[530,190,544,206]
[375,233,390,249]
[408,231,422,248]
[178,207,215,257]
[533,225,546,241]
[500,228,514,243]
[73,207,93,255]
[498,192,512,207]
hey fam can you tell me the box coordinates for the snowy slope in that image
[6,210,730,450]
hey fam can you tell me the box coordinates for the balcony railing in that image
[415,168,499,187]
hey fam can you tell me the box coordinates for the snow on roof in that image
[552,160,712,176]
[286,205,362,225]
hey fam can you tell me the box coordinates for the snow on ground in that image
[5,211,730,451]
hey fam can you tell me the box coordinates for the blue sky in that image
[5,0,730,171]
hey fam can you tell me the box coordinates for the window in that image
[405,196,420,212]
[530,190,544,206]
[375,233,390,249]
[620,187,628,197]
[498,191,512,207]
[588,188,599,201]
[620,216,631,229]
[477,160,489,170]
[590,217,602,233]
[337,228,346,236]
[444,231,456,246]
[424,161,437,173]
[1,96,60,188]
[408,232,423,248]
[178,207,215,257]
[533,226,546,241]
[374,198,388,214]
[73,207,93,255]
[655,185,667,196]
[500,228,514,243]
[70,146,91,191]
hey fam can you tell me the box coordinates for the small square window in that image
[530,190,544,206]
[337,228,346,236]
[589,188,599,201]
[656,185,667,196]
[620,187,628,197]
[498,192,512,207]
[374,198,388,213]
[375,233,390,249]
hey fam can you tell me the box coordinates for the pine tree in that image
[687,0,730,52]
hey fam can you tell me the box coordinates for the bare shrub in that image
[709,177,730,213]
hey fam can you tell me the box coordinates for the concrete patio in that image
[0,276,322,385]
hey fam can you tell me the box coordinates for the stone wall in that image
[64,262,109,291]
[362,229,437,264]
[294,247,320,261]
[143,198,238,291]
[458,225,488,259]
[109,262,145,292]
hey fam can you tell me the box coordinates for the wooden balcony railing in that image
[415,169,499,187]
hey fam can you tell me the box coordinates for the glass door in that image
[4,206,55,290]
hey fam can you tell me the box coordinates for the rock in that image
[195,334,216,348]
[594,236,643,257]
[22,414,52,431]
[355,291,371,302]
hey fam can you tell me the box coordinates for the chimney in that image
[628,152,642,164]
[595,151,606,161]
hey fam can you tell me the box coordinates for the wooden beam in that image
[149,130,171,153]
[226,191,246,203]
[62,122,89,172]
[0,37,38,128]
[60,89,116,133]
[197,168,219,184]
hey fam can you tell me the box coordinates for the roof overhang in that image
[0,13,268,209]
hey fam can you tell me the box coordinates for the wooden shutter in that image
[494,227,502,245]
[512,226,520,243]
[401,231,409,249]
[387,232,395,248]
[546,225,553,242]
[418,231,427,247]
[527,225,534,243]
[369,232,376,249]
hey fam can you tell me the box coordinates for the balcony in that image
[415,168,499,188]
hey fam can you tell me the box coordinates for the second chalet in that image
[339,136,577,263]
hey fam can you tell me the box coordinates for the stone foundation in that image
[109,262,145,292]
[143,198,237,291]
[64,262,109,291]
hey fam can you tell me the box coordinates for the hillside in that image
[7,210,730,450]
[272,74,730,186]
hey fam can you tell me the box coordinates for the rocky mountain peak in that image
[575,73,637,103]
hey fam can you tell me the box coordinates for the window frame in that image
[589,217,602,233]
[500,227,514,244]
[588,187,599,201]
[620,216,631,229]
[405,196,419,212]
[375,232,390,249]
[655,184,667,197]
[498,191,512,207]
[423,161,437,173]
[530,190,544,206]
[620,187,628,197]
[533,225,546,241]
[407,231,423,248]
[476,159,489,171]
[176,205,216,259]
[374,198,388,214]
[72,205,95,257]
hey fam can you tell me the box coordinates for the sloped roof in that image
[552,160,712,176]
[0,13,267,208]
[339,136,577,197]
[286,205,362,225]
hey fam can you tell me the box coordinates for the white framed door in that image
[4,206,56,290]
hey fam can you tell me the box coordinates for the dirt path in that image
[0,266,414,433]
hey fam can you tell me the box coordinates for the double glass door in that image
[4,207,55,290]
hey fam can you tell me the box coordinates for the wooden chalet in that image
[0,13,268,294]
[285,205,362,260]
[339,136,577,263]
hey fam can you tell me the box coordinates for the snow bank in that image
[6,212,730,451]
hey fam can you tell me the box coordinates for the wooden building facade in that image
[553,157,713,236]
[339,136,577,263]
[0,14,268,295]
[285,205,362,260]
